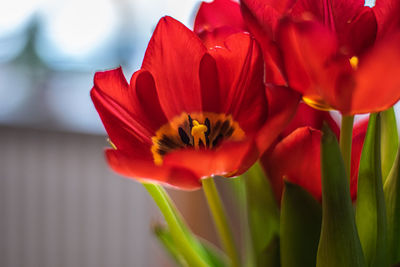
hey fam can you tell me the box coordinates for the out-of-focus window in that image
[2,0,398,135]
[0,0,204,134]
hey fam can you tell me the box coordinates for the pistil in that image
[191,120,208,149]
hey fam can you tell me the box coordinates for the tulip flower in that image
[241,0,400,115]
[374,0,400,39]
[194,0,245,34]
[91,16,299,190]
[261,103,368,202]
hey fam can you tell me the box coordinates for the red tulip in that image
[261,105,368,202]
[241,0,400,115]
[374,0,400,39]
[279,102,340,139]
[194,0,247,48]
[91,16,299,190]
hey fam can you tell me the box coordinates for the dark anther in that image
[226,127,234,138]
[221,120,230,134]
[159,135,181,149]
[198,139,205,148]
[157,148,167,155]
[213,120,222,133]
[178,127,191,146]
[188,115,193,128]
[212,134,223,147]
[204,118,211,136]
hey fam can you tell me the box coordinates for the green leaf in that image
[227,176,257,267]
[154,224,227,267]
[144,184,210,267]
[258,235,280,267]
[153,224,188,266]
[243,162,280,266]
[381,107,399,183]
[281,181,322,267]
[384,147,400,265]
[356,113,388,267]
[317,125,365,267]
[198,239,227,267]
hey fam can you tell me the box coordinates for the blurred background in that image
[0,0,389,266]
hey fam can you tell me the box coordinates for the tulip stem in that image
[340,115,354,181]
[202,177,240,267]
[143,183,208,267]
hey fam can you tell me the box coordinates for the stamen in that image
[191,120,208,149]
[205,118,211,147]
[303,96,332,111]
[178,127,191,145]
[150,112,245,164]
[212,134,223,147]
[220,120,230,134]
[188,115,193,128]
[350,56,358,70]
[107,138,117,150]
[204,118,210,136]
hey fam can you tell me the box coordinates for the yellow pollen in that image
[107,138,117,150]
[350,56,358,70]
[302,96,332,111]
[191,120,207,149]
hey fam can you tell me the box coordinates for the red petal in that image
[277,19,353,112]
[106,149,201,190]
[131,70,168,131]
[241,0,296,23]
[240,0,286,84]
[350,34,400,114]
[262,118,367,202]
[197,26,241,49]
[256,85,300,154]
[350,118,369,200]
[163,139,258,179]
[374,0,400,39]
[92,67,134,116]
[194,0,246,34]
[199,53,222,113]
[142,16,206,119]
[343,7,377,57]
[281,102,340,138]
[91,68,153,154]
[208,33,267,134]
[290,1,376,57]
[261,127,322,202]
[291,0,364,34]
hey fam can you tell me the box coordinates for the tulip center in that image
[151,112,245,165]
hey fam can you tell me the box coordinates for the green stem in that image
[202,177,240,267]
[340,115,355,181]
[143,183,208,267]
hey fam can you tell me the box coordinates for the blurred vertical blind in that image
[0,127,174,266]
[0,126,219,266]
